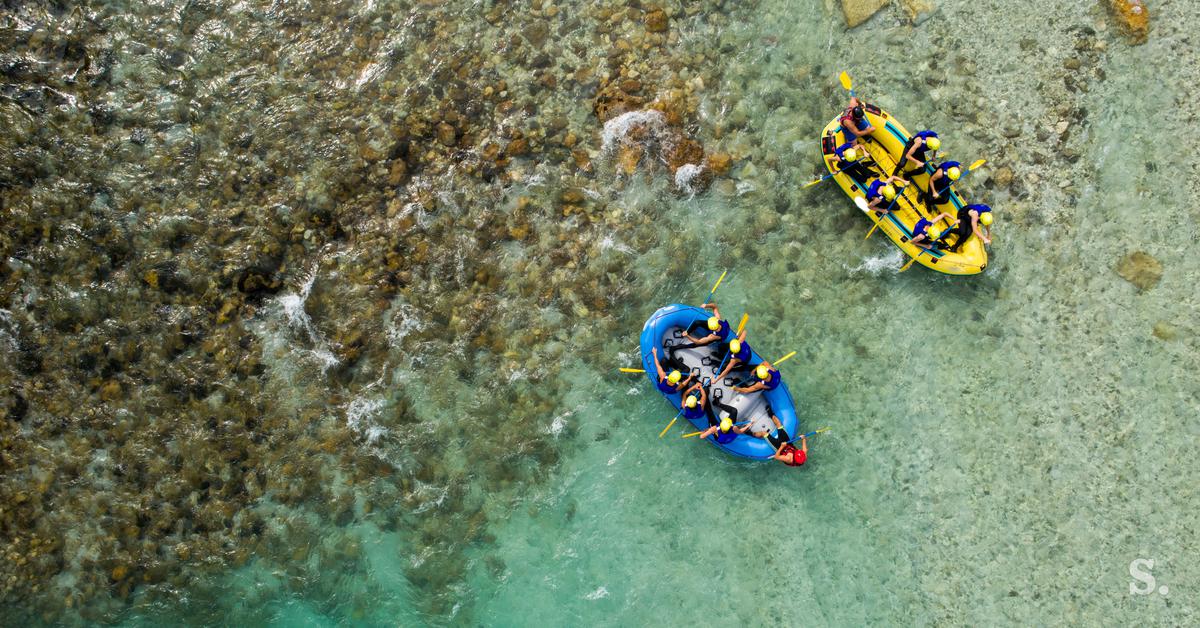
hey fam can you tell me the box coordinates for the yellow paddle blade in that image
[864,222,881,240]
[618,367,645,373]
[838,71,852,92]
[899,256,919,272]
[659,416,678,438]
[774,351,797,365]
[709,269,727,296]
[814,427,830,435]
[803,176,825,189]
[736,313,748,335]
[968,158,986,171]
[682,431,703,438]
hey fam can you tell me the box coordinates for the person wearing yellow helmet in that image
[696,405,742,444]
[651,347,693,394]
[923,160,962,209]
[678,383,707,421]
[936,204,994,252]
[863,174,910,214]
[733,360,781,394]
[910,212,956,250]
[832,141,877,187]
[713,329,751,383]
[680,301,732,349]
[893,130,940,179]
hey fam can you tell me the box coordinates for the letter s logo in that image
[1129,558,1155,595]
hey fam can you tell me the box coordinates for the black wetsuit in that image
[766,426,792,450]
[836,157,874,189]
[939,206,975,252]
[923,173,954,209]
[893,137,931,179]
[707,395,739,426]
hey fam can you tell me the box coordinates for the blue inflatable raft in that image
[639,304,801,460]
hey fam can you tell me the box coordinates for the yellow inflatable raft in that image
[820,106,987,275]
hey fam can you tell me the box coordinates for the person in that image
[831,145,877,188]
[936,203,994,252]
[697,415,738,444]
[679,383,707,421]
[714,334,751,382]
[892,131,941,179]
[863,175,908,214]
[678,301,732,349]
[838,100,876,146]
[746,412,807,467]
[922,160,962,209]
[651,347,693,394]
[733,361,782,394]
[911,213,955,250]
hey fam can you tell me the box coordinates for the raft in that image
[639,304,801,460]
[821,105,988,275]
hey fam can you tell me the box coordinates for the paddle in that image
[659,408,684,438]
[736,313,748,335]
[681,420,750,439]
[703,269,727,305]
[773,351,797,365]
[619,367,645,373]
[786,427,830,446]
[839,71,854,97]
[899,226,943,272]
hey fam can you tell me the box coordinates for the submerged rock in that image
[1115,251,1162,291]
[1108,0,1149,44]
[841,0,889,27]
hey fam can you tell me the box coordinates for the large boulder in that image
[841,0,890,27]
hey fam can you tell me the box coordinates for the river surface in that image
[1,0,1196,625]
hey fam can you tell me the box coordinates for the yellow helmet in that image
[843,148,858,162]
[719,417,732,432]
[729,339,742,354]
[685,395,697,409]
[926,137,941,150]
[947,166,962,181]
[881,184,896,200]
[707,316,720,331]
[756,365,771,380]
[980,212,994,226]
[667,370,681,385]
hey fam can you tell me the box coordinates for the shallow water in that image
[1,0,1197,625]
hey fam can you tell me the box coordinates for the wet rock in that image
[665,136,704,173]
[991,166,1013,188]
[901,0,935,24]
[841,0,889,27]
[1115,251,1162,291]
[706,152,732,176]
[1107,0,1149,44]
[436,123,456,147]
[1152,321,1178,341]
[645,9,669,33]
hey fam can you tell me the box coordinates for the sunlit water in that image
[1,0,1196,625]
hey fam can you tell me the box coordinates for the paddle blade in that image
[681,431,703,438]
[618,367,645,373]
[659,416,678,439]
[774,351,797,365]
[803,176,826,189]
[864,222,881,240]
[736,313,749,335]
[709,269,727,296]
[839,71,852,92]
[853,196,870,213]
[899,256,919,272]
[968,158,987,171]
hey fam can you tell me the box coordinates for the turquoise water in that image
[1,0,1197,625]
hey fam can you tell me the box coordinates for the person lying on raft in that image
[892,131,940,180]
[935,204,993,252]
[651,347,694,394]
[910,213,955,250]
[832,146,877,189]
[745,413,807,467]
[863,176,908,215]
[839,99,876,147]
[922,160,962,210]
[679,384,708,421]
[733,362,782,394]
[714,336,751,382]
